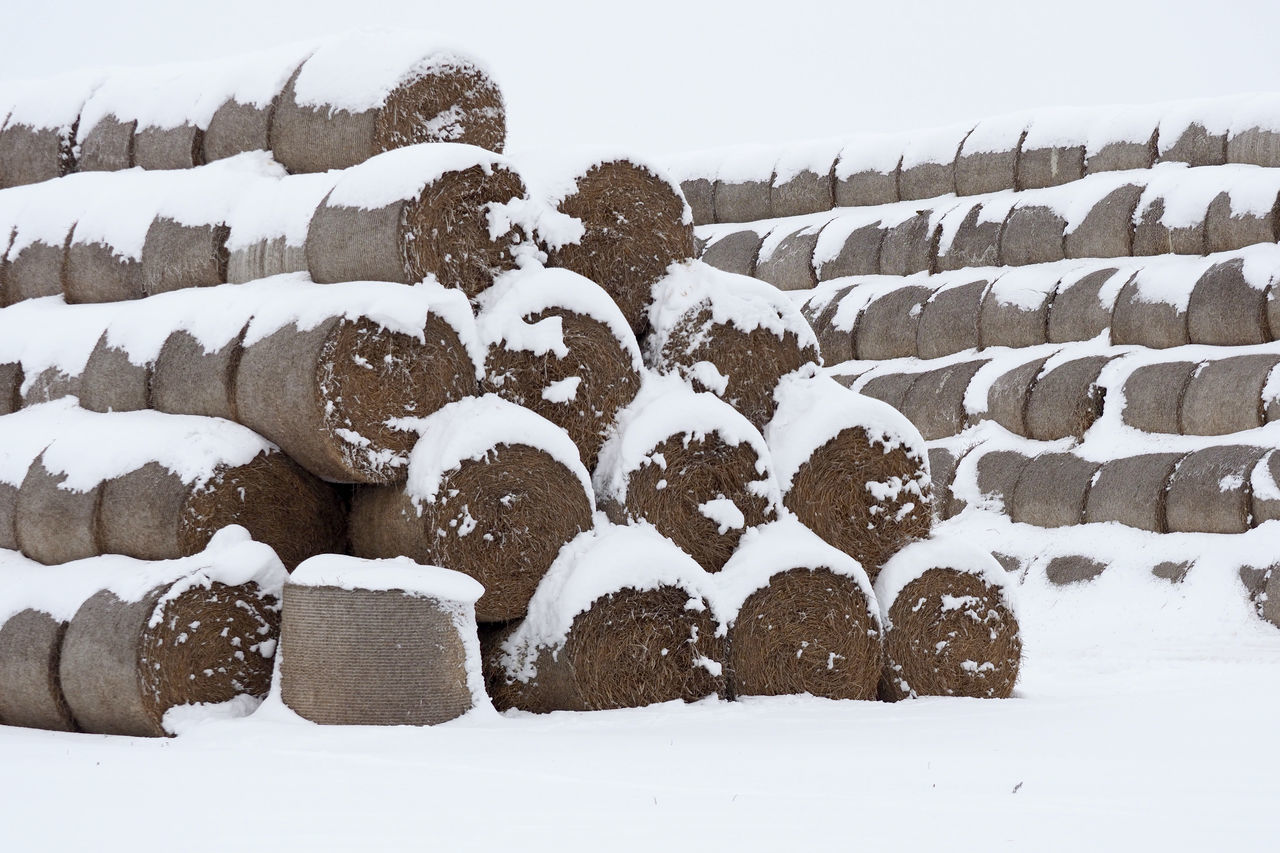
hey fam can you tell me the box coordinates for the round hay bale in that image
[1111,272,1191,349]
[917,278,989,359]
[1084,452,1184,532]
[0,125,71,188]
[700,229,763,277]
[679,177,716,225]
[64,226,145,304]
[203,98,276,164]
[753,225,819,293]
[484,524,724,712]
[75,116,135,172]
[927,446,966,521]
[857,370,919,413]
[936,205,1002,271]
[815,220,885,281]
[1159,121,1228,167]
[974,449,1033,513]
[478,267,643,470]
[648,261,821,430]
[771,163,836,219]
[767,373,932,580]
[543,158,696,334]
[226,236,305,284]
[1024,355,1112,441]
[899,359,986,441]
[979,273,1056,349]
[0,361,22,415]
[1166,445,1267,534]
[78,333,150,414]
[1119,360,1198,434]
[954,136,1022,197]
[1228,126,1280,169]
[1064,184,1143,259]
[304,145,528,298]
[151,328,244,421]
[280,557,483,726]
[984,356,1051,436]
[1204,191,1280,256]
[224,170,336,284]
[879,212,937,276]
[1132,197,1206,256]
[833,145,899,207]
[235,291,481,483]
[6,235,68,303]
[1187,258,1272,346]
[875,540,1020,700]
[133,124,204,171]
[1044,555,1107,586]
[15,457,103,565]
[898,153,959,201]
[1008,452,1100,528]
[804,285,855,365]
[350,396,595,622]
[721,518,882,700]
[0,609,76,731]
[1016,144,1085,191]
[140,217,229,296]
[1180,354,1280,436]
[1047,267,1123,344]
[999,204,1066,267]
[713,176,773,224]
[1086,130,1158,174]
[60,577,279,737]
[854,284,932,360]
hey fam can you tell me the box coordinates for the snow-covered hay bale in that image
[954,117,1023,196]
[720,518,882,700]
[878,212,935,276]
[1111,271,1191,349]
[202,46,311,162]
[917,278,988,359]
[1204,191,1280,256]
[985,355,1051,435]
[225,172,337,283]
[1063,184,1143,259]
[771,143,839,218]
[700,229,762,277]
[58,531,283,737]
[999,204,1066,267]
[0,362,23,414]
[7,235,69,303]
[75,116,135,172]
[857,370,918,412]
[974,449,1032,511]
[1048,268,1123,343]
[802,285,854,365]
[754,224,819,292]
[876,539,1020,700]
[478,267,642,470]
[21,367,80,407]
[235,282,481,483]
[767,372,932,580]
[712,148,774,223]
[928,447,963,521]
[270,34,505,173]
[280,556,484,726]
[152,329,243,421]
[979,272,1055,349]
[140,217,230,296]
[1186,258,1271,346]
[897,124,968,201]
[349,396,594,622]
[1120,360,1197,434]
[78,332,151,414]
[64,226,146,303]
[0,71,101,186]
[1084,452,1185,532]
[484,524,724,712]
[1160,120,1228,167]
[834,139,899,207]
[540,155,696,335]
[0,609,76,731]
[855,284,932,360]
[1017,140,1085,191]
[1024,355,1112,441]
[815,220,885,280]
[1008,452,1099,528]
[648,261,821,430]
[937,205,1002,271]
[15,457,101,565]
[1180,354,1280,436]
[1165,445,1266,534]
[899,359,985,441]
[305,144,527,298]
[1132,197,1206,256]
[679,177,715,225]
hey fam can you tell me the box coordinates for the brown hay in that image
[1164,445,1266,535]
[1186,258,1270,346]
[60,581,278,737]
[0,124,74,187]
[680,177,715,225]
[918,279,988,359]
[1084,452,1184,532]
[1087,130,1158,174]
[1111,273,1190,349]
[900,360,986,441]
[1132,197,1206,256]
[1181,354,1280,436]
[713,176,773,224]
[1228,127,1280,168]
[1160,122,1228,167]
[0,361,22,414]
[728,568,882,700]
[236,314,478,483]
[152,328,243,421]
[880,568,1020,700]
[854,284,932,360]
[1044,555,1107,585]
[955,146,1019,197]
[141,218,229,296]
[7,236,68,303]
[1204,191,1279,256]
[1016,145,1085,190]
[985,356,1050,435]
[700,229,762,277]
[858,371,919,413]
[1120,361,1197,434]
[488,586,724,713]
[78,333,150,413]
[1024,355,1112,441]
[350,444,593,622]
[816,221,884,280]
[1064,184,1142,259]
[784,427,932,582]
[928,447,961,521]
[15,458,102,564]
[772,167,835,219]
[878,212,935,276]
[974,449,1032,513]
[1047,268,1122,343]
[75,116,135,172]
[1009,452,1100,528]
[754,226,818,292]
[485,308,641,470]
[979,282,1054,349]
[999,205,1066,267]
[281,583,474,725]
[203,96,278,163]
[624,433,777,573]
[64,233,145,303]
[133,124,204,170]
[0,609,77,731]
[937,205,1002,271]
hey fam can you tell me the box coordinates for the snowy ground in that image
[2,554,1276,851]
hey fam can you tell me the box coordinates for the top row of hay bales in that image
[0,31,505,187]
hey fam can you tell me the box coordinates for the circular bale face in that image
[881,568,1021,700]
[0,610,76,732]
[656,306,820,431]
[728,567,882,700]
[374,62,506,155]
[784,427,933,581]
[485,309,641,471]
[624,433,777,573]
[548,161,697,337]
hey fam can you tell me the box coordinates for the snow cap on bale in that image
[716,516,882,701]
[225,171,339,283]
[0,69,105,186]
[647,260,821,430]
[477,265,643,470]
[766,369,933,579]
[487,522,723,713]
[875,536,1020,701]
[201,40,318,162]
[594,375,782,573]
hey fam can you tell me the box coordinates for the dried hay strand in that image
[878,212,936,276]
[1204,191,1280,256]
[133,123,204,171]
[1186,258,1271,346]
[999,204,1066,267]
[1087,129,1157,174]
[1084,452,1185,532]
[60,580,278,737]
[1180,354,1280,436]
[546,159,696,334]
[1044,555,1107,585]
[1016,144,1085,190]
[974,449,1033,513]
[75,116,135,172]
[679,177,715,225]
[0,361,22,414]
[0,609,76,731]
[1165,445,1267,535]
[700,229,763,277]
[151,329,244,421]
[1008,452,1100,528]
[15,457,103,565]
[816,221,884,280]
[63,227,145,304]
[1132,197,1206,256]
[1120,361,1197,434]
[1228,126,1280,169]
[754,226,819,292]
[1111,273,1191,349]
[1023,355,1112,441]
[1064,184,1142,259]
[1047,268,1122,344]
[917,279,988,359]
[1160,122,1228,167]
[236,314,478,483]
[984,356,1051,435]
[854,285,932,360]
[937,205,1002,271]
[140,217,229,296]
[979,281,1054,350]
[713,176,773,224]
[899,360,986,441]
[272,57,505,173]
[6,235,69,303]
[78,333,150,414]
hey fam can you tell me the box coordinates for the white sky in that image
[2,0,1279,156]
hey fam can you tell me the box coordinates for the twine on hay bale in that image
[484,524,724,712]
[974,449,1032,513]
[350,396,595,622]
[876,540,1020,700]
[140,217,230,296]
[1016,142,1084,191]
[1165,445,1267,535]
[767,372,932,581]
[1111,273,1191,349]
[280,557,484,726]
[754,225,819,292]
[151,329,244,421]
[816,220,884,280]
[478,267,642,470]
[1186,258,1271,346]
[1180,354,1280,436]
[1064,184,1142,259]
[979,277,1055,350]
[899,360,986,441]
[1132,197,1206,256]
[1047,268,1123,343]
[984,356,1050,436]
[1084,452,1185,532]
[1024,355,1112,441]
[857,370,919,413]
[1228,126,1280,169]
[6,235,69,303]
[917,279,988,359]
[1087,128,1157,174]
[1204,191,1280,256]
[855,284,932,360]
[700,229,762,277]
[0,609,76,731]
[1120,360,1198,434]
[1160,122,1228,167]
[1009,452,1100,528]
[999,204,1066,267]
[1044,555,1107,586]
[75,116,135,172]
[721,518,882,701]
[879,212,936,276]
[937,205,1002,271]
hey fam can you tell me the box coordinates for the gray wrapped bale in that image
[879,211,937,276]
[133,125,204,171]
[999,204,1066,267]
[700,229,763,277]
[899,360,985,441]
[1023,355,1112,441]
[1087,129,1158,174]
[1179,354,1280,436]
[63,229,146,303]
[897,125,969,201]
[771,145,838,218]
[1120,361,1197,434]
[1017,144,1085,190]
[1063,184,1142,260]
[1084,453,1185,532]
[1047,268,1123,343]
[78,333,151,413]
[1227,126,1280,169]
[954,120,1024,196]
[1165,445,1266,534]
[803,285,854,365]
[712,150,773,223]
[979,274,1056,349]
[754,225,818,292]
[858,371,919,413]
[927,446,962,521]
[151,329,243,421]
[140,218,230,296]
[815,220,884,280]
[15,458,103,565]
[202,46,312,162]
[855,285,932,360]
[917,279,988,359]
[937,204,1002,271]
[75,116,135,172]
[1204,191,1279,256]
[0,71,102,187]
[1008,453,1100,528]
[225,172,336,284]
[985,356,1051,436]
[833,142,899,207]
[1111,273,1191,349]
